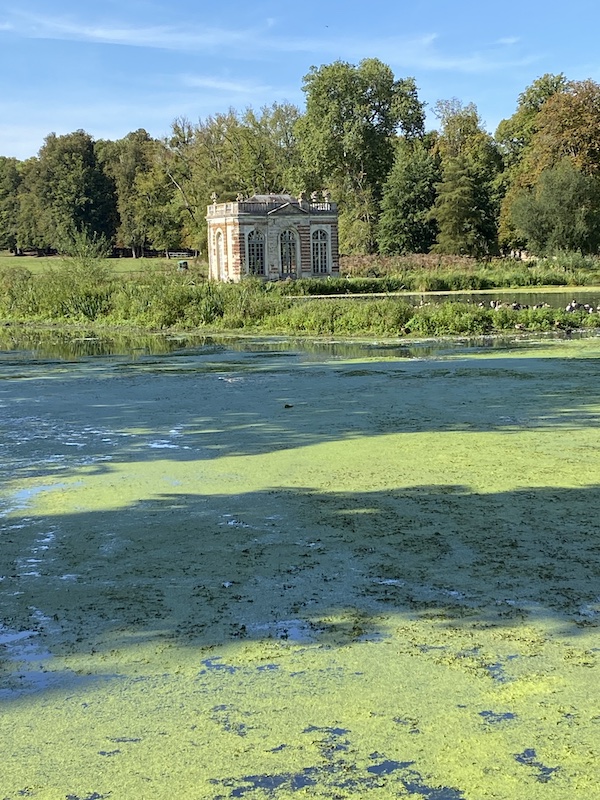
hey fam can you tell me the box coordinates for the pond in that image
[346,287,600,309]
[368,288,600,309]
[1,330,600,799]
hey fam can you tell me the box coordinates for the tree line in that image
[1,60,599,259]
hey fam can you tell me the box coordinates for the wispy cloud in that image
[2,11,249,50]
[1,11,540,73]
[340,33,538,73]
[181,75,271,95]
[497,36,520,46]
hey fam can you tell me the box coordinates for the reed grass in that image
[1,257,599,337]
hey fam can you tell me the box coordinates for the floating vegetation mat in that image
[0,334,599,798]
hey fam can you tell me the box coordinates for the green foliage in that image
[0,157,21,251]
[0,265,34,315]
[1,262,600,338]
[498,77,600,251]
[35,261,112,321]
[430,101,501,257]
[59,228,112,264]
[20,231,116,322]
[266,297,414,335]
[430,155,498,258]
[405,303,494,336]
[511,159,600,254]
[7,65,600,268]
[164,103,302,254]
[495,74,568,169]
[525,80,600,179]
[297,58,425,253]
[377,139,440,255]
[17,130,118,251]
[97,129,159,256]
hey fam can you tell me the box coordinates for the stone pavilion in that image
[206,193,339,282]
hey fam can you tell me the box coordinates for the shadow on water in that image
[1,333,598,796]
[1,335,600,657]
[1,350,600,487]
[2,483,600,660]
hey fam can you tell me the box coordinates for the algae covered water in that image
[1,330,600,799]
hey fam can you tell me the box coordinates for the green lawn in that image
[0,252,209,277]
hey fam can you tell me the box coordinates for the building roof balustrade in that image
[206,200,337,218]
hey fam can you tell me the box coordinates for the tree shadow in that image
[2,482,600,676]
[2,345,600,487]
[2,338,600,695]
[2,336,599,797]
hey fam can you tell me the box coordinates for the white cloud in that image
[497,37,520,46]
[181,75,271,95]
[1,12,539,74]
[338,33,538,73]
[3,11,249,50]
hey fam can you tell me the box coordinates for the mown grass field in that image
[0,252,209,277]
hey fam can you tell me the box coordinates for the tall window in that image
[247,229,265,275]
[280,230,297,276]
[215,230,226,280]
[312,229,328,274]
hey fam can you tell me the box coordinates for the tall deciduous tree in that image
[163,103,302,254]
[524,79,600,179]
[495,74,568,171]
[17,130,117,250]
[132,160,184,253]
[297,58,425,253]
[499,78,600,251]
[16,158,44,250]
[511,158,600,254]
[97,129,158,256]
[495,74,569,249]
[0,156,21,251]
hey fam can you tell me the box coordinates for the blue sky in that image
[1,0,599,160]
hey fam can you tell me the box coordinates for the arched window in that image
[280,230,298,276]
[247,229,265,276]
[312,229,328,274]
[215,230,226,280]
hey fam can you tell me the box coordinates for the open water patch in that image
[212,727,466,798]
[245,619,323,643]
[8,483,68,513]
[0,622,55,698]
[514,748,559,782]
[479,710,518,724]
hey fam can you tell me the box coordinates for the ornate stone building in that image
[206,194,339,282]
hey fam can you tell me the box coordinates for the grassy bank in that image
[1,258,600,337]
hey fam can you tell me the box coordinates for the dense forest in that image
[1,60,599,260]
